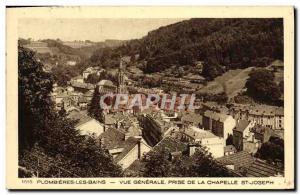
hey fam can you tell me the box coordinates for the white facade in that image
[118,139,151,169]
[75,119,104,137]
[223,116,236,140]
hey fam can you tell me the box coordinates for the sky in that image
[18,18,186,42]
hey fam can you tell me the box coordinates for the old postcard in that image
[6,6,294,190]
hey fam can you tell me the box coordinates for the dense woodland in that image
[90,18,283,80]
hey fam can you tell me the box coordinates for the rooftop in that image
[217,151,255,170]
[99,128,125,150]
[185,127,217,139]
[114,137,141,162]
[181,113,203,125]
[67,110,93,127]
[153,137,187,153]
[235,120,251,132]
[97,80,115,87]
[204,110,230,122]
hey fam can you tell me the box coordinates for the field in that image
[198,67,254,98]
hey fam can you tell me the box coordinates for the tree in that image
[142,149,171,177]
[245,69,282,104]
[141,147,233,177]
[18,47,123,177]
[255,136,284,166]
[85,73,100,84]
[202,63,224,80]
[189,149,233,177]
[18,46,54,152]
[88,86,105,122]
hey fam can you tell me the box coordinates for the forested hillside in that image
[96,18,283,79]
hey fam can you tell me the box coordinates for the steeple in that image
[117,57,127,94]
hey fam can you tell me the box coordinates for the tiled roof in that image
[67,110,93,127]
[153,137,187,153]
[104,115,116,125]
[114,137,140,162]
[99,128,125,150]
[232,104,284,116]
[217,151,255,170]
[97,80,115,87]
[235,120,250,132]
[70,81,95,90]
[204,110,230,122]
[181,113,203,125]
[184,127,217,139]
[246,159,283,177]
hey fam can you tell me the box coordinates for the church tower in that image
[117,57,127,94]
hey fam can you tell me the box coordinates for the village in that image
[48,55,285,177]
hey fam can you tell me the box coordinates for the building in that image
[250,125,273,143]
[229,104,284,130]
[181,112,203,128]
[67,110,104,137]
[224,145,237,156]
[99,128,151,169]
[23,41,52,54]
[62,41,95,48]
[115,137,151,169]
[217,151,283,177]
[78,96,88,109]
[173,126,225,158]
[270,60,284,72]
[97,80,116,94]
[81,90,92,103]
[138,114,177,147]
[232,120,255,151]
[66,61,77,66]
[117,58,128,94]
[71,75,84,83]
[203,110,236,141]
[69,81,95,93]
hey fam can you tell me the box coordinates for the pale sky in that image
[18,18,186,42]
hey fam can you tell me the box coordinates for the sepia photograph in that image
[6,6,294,190]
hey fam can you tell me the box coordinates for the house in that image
[70,81,95,93]
[138,114,177,147]
[203,110,236,141]
[181,112,203,128]
[99,128,151,169]
[67,110,104,137]
[71,75,84,83]
[115,137,151,169]
[83,90,94,102]
[229,104,284,130]
[78,96,88,109]
[232,120,255,151]
[97,80,117,94]
[250,125,273,143]
[103,114,117,130]
[270,60,284,72]
[173,126,225,158]
[66,61,77,66]
[217,151,283,177]
[224,145,237,156]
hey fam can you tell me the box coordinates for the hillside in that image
[102,18,283,79]
[198,67,254,98]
